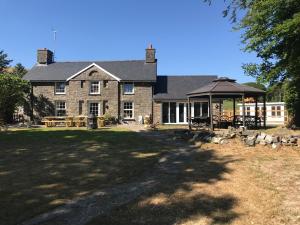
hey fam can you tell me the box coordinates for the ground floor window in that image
[162,101,209,124]
[272,105,281,117]
[123,102,134,119]
[89,102,100,116]
[55,101,66,116]
[246,106,251,116]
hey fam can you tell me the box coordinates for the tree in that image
[0,74,30,123]
[12,63,27,78]
[204,0,300,126]
[0,50,13,73]
[243,82,266,91]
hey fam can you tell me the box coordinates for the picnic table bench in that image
[42,116,87,127]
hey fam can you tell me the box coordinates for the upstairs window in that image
[90,81,100,94]
[123,83,134,94]
[55,82,66,94]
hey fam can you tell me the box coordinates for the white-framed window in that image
[89,81,100,94]
[272,105,282,117]
[123,102,134,119]
[123,83,134,94]
[89,102,100,116]
[55,82,66,94]
[246,106,251,116]
[55,101,66,116]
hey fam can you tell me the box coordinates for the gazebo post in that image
[219,99,222,129]
[233,97,236,127]
[188,97,191,130]
[209,94,213,131]
[255,96,258,129]
[242,94,245,127]
[263,94,266,129]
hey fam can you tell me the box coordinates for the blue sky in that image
[0,0,258,83]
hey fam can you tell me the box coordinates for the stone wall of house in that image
[153,101,162,124]
[31,65,120,119]
[120,82,153,122]
[68,65,119,118]
[31,65,154,123]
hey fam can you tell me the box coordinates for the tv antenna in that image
[51,28,57,61]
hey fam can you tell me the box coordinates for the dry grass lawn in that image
[0,127,170,225]
[89,134,300,225]
[1,126,299,225]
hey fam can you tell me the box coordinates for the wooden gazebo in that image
[187,77,266,130]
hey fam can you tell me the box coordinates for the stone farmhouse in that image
[24,46,217,124]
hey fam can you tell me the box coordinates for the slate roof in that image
[187,77,265,96]
[23,60,157,82]
[154,75,218,100]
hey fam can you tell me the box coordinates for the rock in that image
[194,141,203,147]
[229,132,236,138]
[245,135,257,146]
[245,138,255,146]
[212,137,224,144]
[272,136,280,143]
[256,133,266,142]
[189,133,199,142]
[220,139,229,144]
[272,143,281,149]
[281,137,288,143]
[202,135,212,142]
[265,135,273,144]
[290,137,297,144]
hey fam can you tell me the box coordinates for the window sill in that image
[123,93,135,95]
[55,93,66,95]
[89,93,101,96]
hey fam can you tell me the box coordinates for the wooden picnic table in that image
[42,116,88,127]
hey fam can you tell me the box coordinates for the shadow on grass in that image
[0,128,240,225]
[88,129,240,225]
[0,128,168,225]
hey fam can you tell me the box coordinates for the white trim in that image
[89,81,101,95]
[66,63,121,81]
[123,101,134,119]
[88,101,101,116]
[123,82,135,95]
[54,82,66,95]
[55,100,67,116]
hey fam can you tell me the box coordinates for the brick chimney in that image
[145,44,156,63]
[37,48,54,64]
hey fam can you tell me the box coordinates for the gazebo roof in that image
[187,77,265,96]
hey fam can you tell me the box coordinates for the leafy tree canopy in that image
[205,0,300,125]
[0,74,29,122]
[0,50,13,74]
[13,63,27,78]
[243,82,266,91]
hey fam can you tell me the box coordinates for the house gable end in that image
[66,63,121,81]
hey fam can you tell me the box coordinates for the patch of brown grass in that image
[89,138,300,225]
